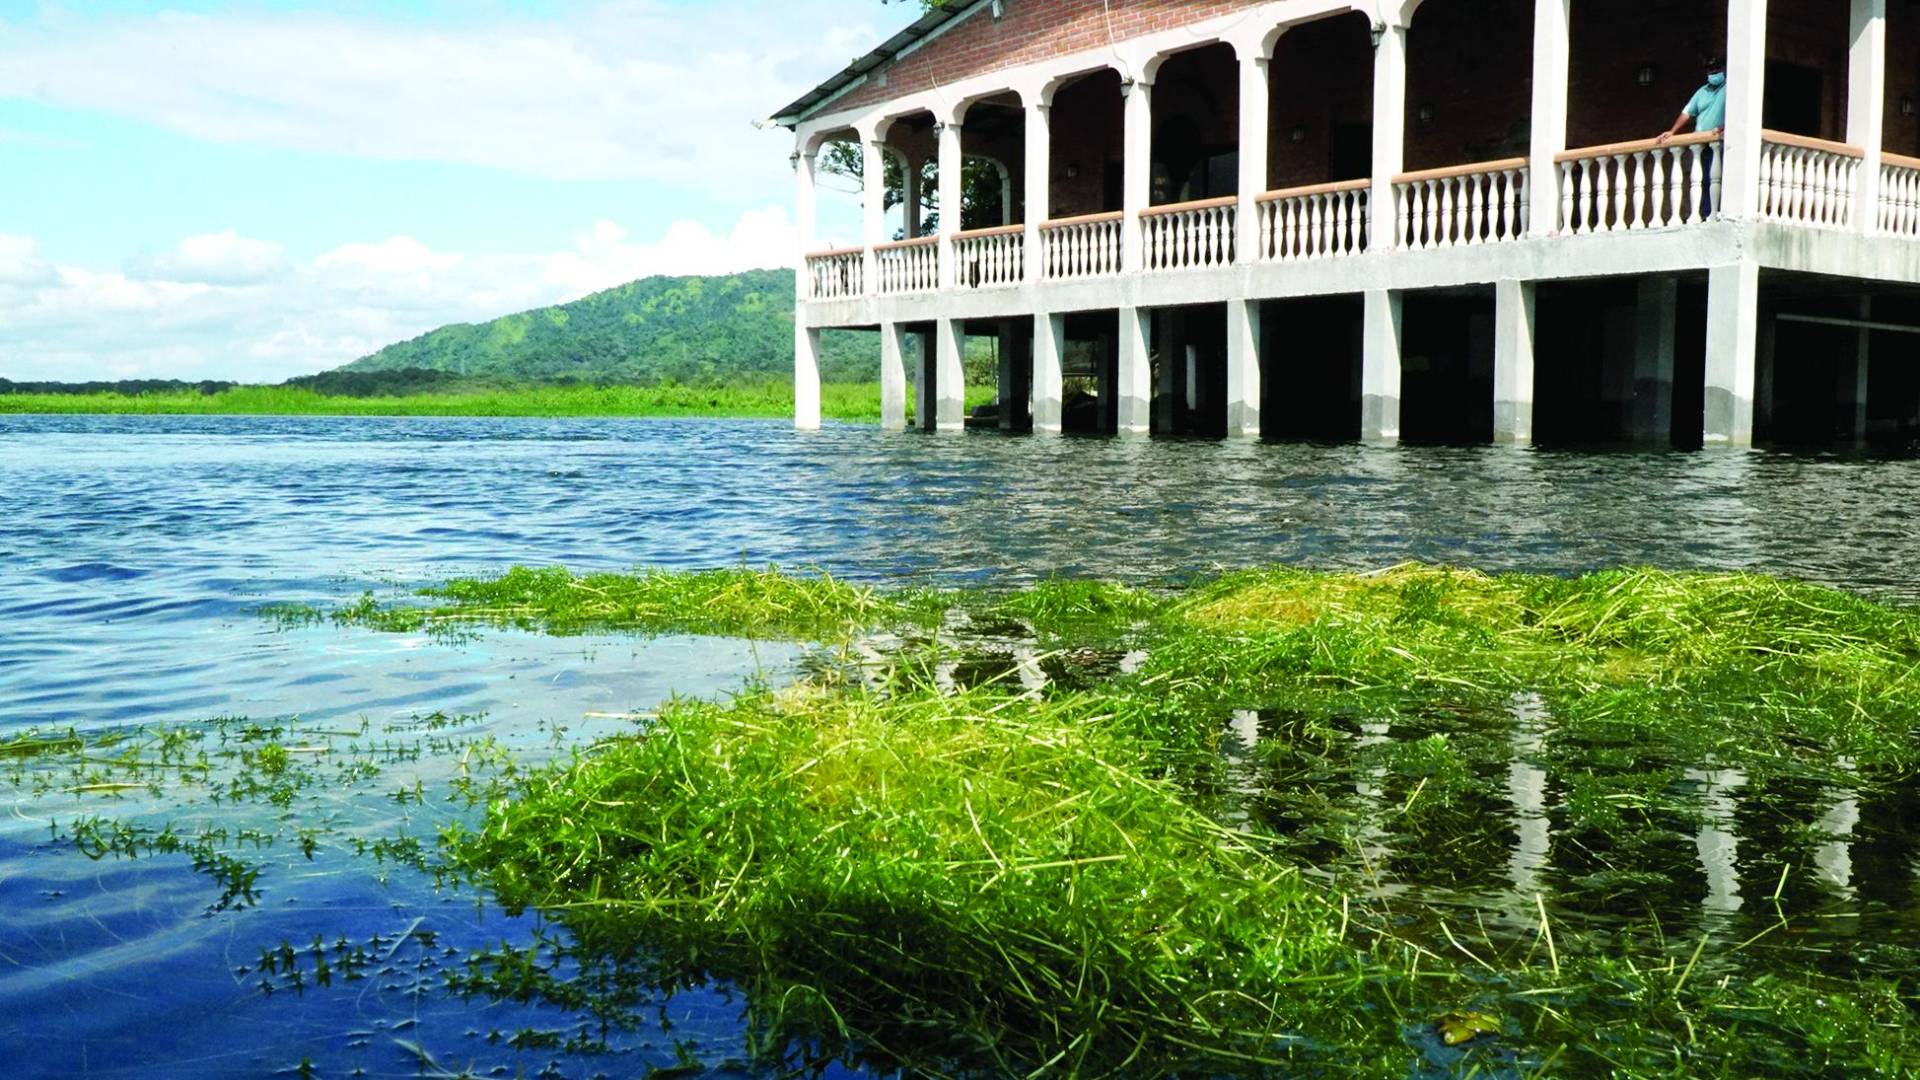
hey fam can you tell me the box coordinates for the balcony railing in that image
[1557,133,1720,234]
[875,236,939,295]
[1140,196,1236,272]
[1394,158,1529,250]
[1882,153,1920,239]
[1256,179,1369,261]
[954,225,1024,289]
[1040,212,1124,281]
[805,247,864,300]
[1759,131,1863,230]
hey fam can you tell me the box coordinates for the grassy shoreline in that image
[0,382,997,421]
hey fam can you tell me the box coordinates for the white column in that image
[1529,0,1571,236]
[1850,0,1888,234]
[1026,101,1051,283]
[1121,78,1153,272]
[1361,289,1402,441]
[1705,260,1760,446]
[1493,280,1536,445]
[1631,276,1679,443]
[904,154,924,238]
[996,161,1014,227]
[938,121,964,288]
[1721,0,1769,221]
[1226,298,1262,437]
[1032,313,1065,433]
[795,324,822,430]
[880,322,908,431]
[862,138,886,293]
[1237,53,1271,262]
[933,317,966,431]
[1116,306,1152,433]
[1370,24,1408,250]
[793,149,817,282]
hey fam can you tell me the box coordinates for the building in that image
[772,0,1920,448]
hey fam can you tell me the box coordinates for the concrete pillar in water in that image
[998,319,1032,431]
[1493,280,1536,446]
[933,318,966,431]
[1839,297,1872,445]
[794,324,822,431]
[1632,276,1678,444]
[1032,314,1065,433]
[1226,298,1261,438]
[1117,306,1152,434]
[1705,262,1759,447]
[879,322,908,432]
[1361,290,1403,442]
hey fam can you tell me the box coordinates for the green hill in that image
[339,268,876,383]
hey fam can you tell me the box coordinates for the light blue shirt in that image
[1686,75,1727,133]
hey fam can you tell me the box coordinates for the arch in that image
[1254,0,1388,59]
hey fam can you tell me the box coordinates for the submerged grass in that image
[323,563,1920,1075]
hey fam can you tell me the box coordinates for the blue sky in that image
[0,0,881,380]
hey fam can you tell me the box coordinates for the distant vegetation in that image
[1,268,1013,417]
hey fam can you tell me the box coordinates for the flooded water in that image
[5,413,1920,1077]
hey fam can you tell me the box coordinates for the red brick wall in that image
[832,0,1269,115]
[1267,12,1374,189]
[1886,0,1918,157]
[1404,0,1535,171]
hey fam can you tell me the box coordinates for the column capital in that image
[1120,76,1153,97]
[935,120,964,136]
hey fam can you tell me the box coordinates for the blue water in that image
[4,413,1920,1078]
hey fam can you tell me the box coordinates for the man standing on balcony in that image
[1657,57,1726,214]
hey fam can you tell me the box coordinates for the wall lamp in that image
[1636,65,1656,87]
[1417,104,1435,125]
[1904,96,1916,118]
[1290,126,1308,143]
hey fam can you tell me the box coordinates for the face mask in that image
[1707,72,1726,88]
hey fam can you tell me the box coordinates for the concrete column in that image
[1226,298,1262,437]
[996,161,1014,227]
[915,328,937,431]
[937,121,964,288]
[793,149,817,277]
[795,324,822,430]
[1721,0,1769,220]
[879,322,909,431]
[1632,276,1679,444]
[1362,290,1403,441]
[1850,0,1888,234]
[904,154,924,238]
[1032,313,1065,433]
[1370,24,1408,251]
[1705,261,1760,446]
[1529,0,1571,237]
[933,317,966,431]
[1116,306,1153,434]
[1493,281,1536,445]
[1025,101,1051,283]
[862,138,887,293]
[998,320,1032,431]
[1237,53,1271,262]
[1840,297,1872,444]
[1121,78,1153,272]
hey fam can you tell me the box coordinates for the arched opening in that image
[1404,0,1534,171]
[1566,1,1725,151]
[1890,0,1920,158]
[1149,43,1240,205]
[1267,13,1376,191]
[1763,0,1849,141]
[957,96,1026,230]
[1046,69,1126,218]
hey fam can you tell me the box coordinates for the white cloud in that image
[0,2,882,196]
[129,230,287,285]
[0,207,801,383]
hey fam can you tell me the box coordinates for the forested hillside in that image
[340,268,876,383]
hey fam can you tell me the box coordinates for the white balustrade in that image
[1557,134,1720,234]
[874,237,939,295]
[1758,131,1863,230]
[1256,181,1369,261]
[1879,154,1920,238]
[1039,213,1123,281]
[805,249,864,300]
[1139,196,1236,272]
[954,226,1024,289]
[1393,159,1529,250]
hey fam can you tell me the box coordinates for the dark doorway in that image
[1764,60,1824,137]
[1151,304,1229,438]
[1260,296,1363,441]
[1400,290,1495,445]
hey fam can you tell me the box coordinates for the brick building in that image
[775,0,1920,449]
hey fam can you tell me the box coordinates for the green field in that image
[0,382,999,422]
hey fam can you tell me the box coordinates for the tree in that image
[818,143,1008,238]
